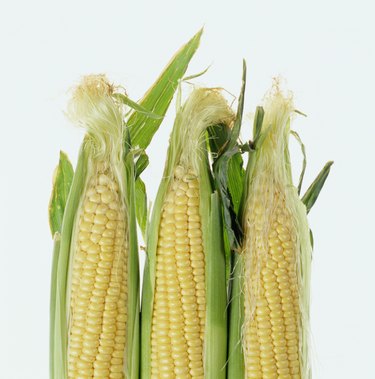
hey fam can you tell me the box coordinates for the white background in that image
[0,0,374,378]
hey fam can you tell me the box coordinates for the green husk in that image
[49,151,73,378]
[48,151,74,237]
[50,144,88,379]
[123,151,141,377]
[127,28,203,150]
[134,153,149,239]
[141,88,234,379]
[135,176,148,240]
[302,160,333,213]
[209,62,247,290]
[290,130,307,195]
[227,252,246,378]
[134,152,149,179]
[113,93,162,120]
[206,191,227,377]
[211,61,247,254]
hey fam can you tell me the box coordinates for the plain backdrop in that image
[0,0,374,378]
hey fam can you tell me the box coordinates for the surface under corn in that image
[151,166,206,379]
[244,182,300,379]
[68,162,128,379]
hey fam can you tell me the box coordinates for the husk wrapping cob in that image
[49,75,140,379]
[227,83,332,379]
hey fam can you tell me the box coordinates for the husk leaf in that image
[302,160,333,213]
[127,28,203,149]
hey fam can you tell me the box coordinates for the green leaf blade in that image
[48,151,74,237]
[134,152,149,179]
[205,191,227,379]
[135,177,148,241]
[211,61,247,252]
[228,153,245,215]
[302,161,334,213]
[290,130,307,195]
[51,145,89,379]
[227,253,245,379]
[127,28,203,149]
[207,123,231,157]
[252,106,265,147]
[228,60,247,151]
[50,237,60,379]
[113,93,162,120]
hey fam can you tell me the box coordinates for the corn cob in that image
[141,88,234,379]
[50,75,140,379]
[68,165,128,379]
[228,85,313,379]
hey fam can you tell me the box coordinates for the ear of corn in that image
[228,84,314,379]
[141,88,234,379]
[49,75,140,379]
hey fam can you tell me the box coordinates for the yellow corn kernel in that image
[68,163,127,379]
[244,185,301,379]
[151,166,205,378]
